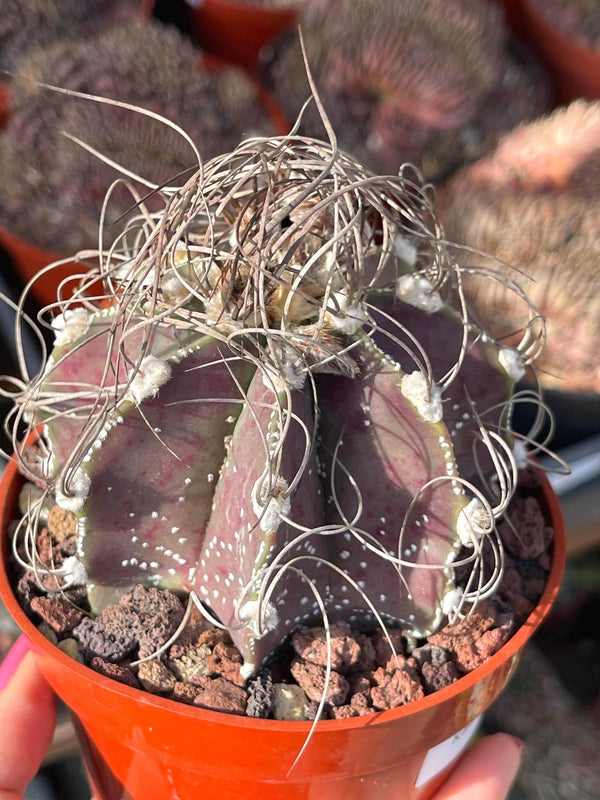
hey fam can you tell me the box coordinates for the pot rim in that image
[184,0,298,19]
[0,453,565,733]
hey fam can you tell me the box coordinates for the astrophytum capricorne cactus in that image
[10,114,544,676]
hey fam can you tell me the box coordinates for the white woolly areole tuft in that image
[498,347,526,381]
[512,438,529,469]
[394,235,418,267]
[252,476,291,532]
[55,468,91,513]
[239,661,256,681]
[238,599,279,637]
[325,294,367,334]
[127,356,172,405]
[51,308,92,347]
[396,274,444,314]
[60,556,88,587]
[441,587,464,617]
[401,371,443,423]
[457,498,494,546]
[161,269,192,305]
[262,346,306,391]
[113,260,157,288]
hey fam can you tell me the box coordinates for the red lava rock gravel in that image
[7,483,554,720]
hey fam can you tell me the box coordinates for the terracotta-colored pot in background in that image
[0,83,11,129]
[490,0,522,33]
[0,458,565,800]
[514,0,600,101]
[184,0,298,71]
[0,225,89,308]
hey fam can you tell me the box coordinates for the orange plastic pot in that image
[0,458,565,800]
[516,0,600,101]
[184,0,298,72]
[0,224,88,309]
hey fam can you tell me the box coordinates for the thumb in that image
[0,649,56,800]
[432,733,523,800]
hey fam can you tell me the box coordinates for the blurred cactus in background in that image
[260,0,550,180]
[0,0,147,75]
[437,99,600,395]
[0,19,277,253]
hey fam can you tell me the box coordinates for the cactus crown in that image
[3,93,550,678]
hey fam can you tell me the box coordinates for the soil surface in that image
[8,468,554,720]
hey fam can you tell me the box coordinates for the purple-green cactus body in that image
[78,345,255,610]
[194,371,326,670]
[369,295,512,481]
[42,307,469,661]
[316,340,467,637]
[43,310,188,469]
[41,309,255,609]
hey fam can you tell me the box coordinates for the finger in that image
[432,732,523,800]
[0,652,56,799]
[0,636,30,692]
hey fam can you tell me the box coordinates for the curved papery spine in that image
[194,371,326,670]
[39,309,255,610]
[316,340,467,637]
[368,294,513,483]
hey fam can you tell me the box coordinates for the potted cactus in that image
[0,95,565,799]
[437,99,600,446]
[260,0,551,180]
[0,18,282,307]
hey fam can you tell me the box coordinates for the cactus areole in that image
[14,127,542,679]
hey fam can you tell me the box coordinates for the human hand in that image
[431,731,523,800]
[0,636,522,800]
[0,638,56,800]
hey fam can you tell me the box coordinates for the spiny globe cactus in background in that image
[7,118,547,677]
[260,0,550,179]
[437,99,600,395]
[0,0,146,75]
[0,19,277,254]
[529,0,600,49]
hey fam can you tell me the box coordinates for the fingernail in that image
[0,634,30,691]
[506,734,525,755]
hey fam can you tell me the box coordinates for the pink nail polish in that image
[0,634,30,691]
